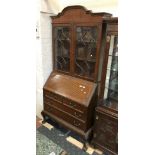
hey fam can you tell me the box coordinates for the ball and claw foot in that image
[42,120,46,124]
[41,115,49,124]
[83,142,89,151]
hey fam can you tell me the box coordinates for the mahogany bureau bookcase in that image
[92,17,118,155]
[41,5,112,144]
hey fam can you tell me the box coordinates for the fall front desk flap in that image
[44,72,97,106]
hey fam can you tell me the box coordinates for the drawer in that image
[44,103,86,131]
[44,98,86,121]
[62,97,86,113]
[43,90,62,102]
[94,112,117,133]
[43,89,86,114]
[93,111,118,153]
[93,130,117,152]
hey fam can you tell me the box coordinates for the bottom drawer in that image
[93,130,117,151]
[93,112,118,153]
[44,103,86,131]
[92,141,117,155]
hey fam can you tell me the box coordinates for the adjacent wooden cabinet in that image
[41,6,112,142]
[93,106,118,155]
[92,17,118,155]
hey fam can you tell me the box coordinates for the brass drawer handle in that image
[74,112,82,118]
[69,102,76,107]
[96,115,99,120]
[46,99,52,103]
[73,120,80,127]
[47,101,51,105]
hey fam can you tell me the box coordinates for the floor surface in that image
[36,116,105,155]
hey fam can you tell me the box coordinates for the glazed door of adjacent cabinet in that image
[53,25,72,73]
[74,24,101,81]
[100,34,118,111]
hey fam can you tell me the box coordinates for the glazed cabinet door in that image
[103,35,118,110]
[74,24,101,81]
[53,25,71,73]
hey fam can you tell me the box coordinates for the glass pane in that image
[75,26,98,79]
[111,56,118,71]
[54,27,70,72]
[103,35,118,110]
[108,71,118,92]
[113,36,118,56]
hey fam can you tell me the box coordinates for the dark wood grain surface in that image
[44,72,97,106]
[92,105,118,155]
[51,5,111,24]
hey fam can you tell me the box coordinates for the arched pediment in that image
[51,5,112,24]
